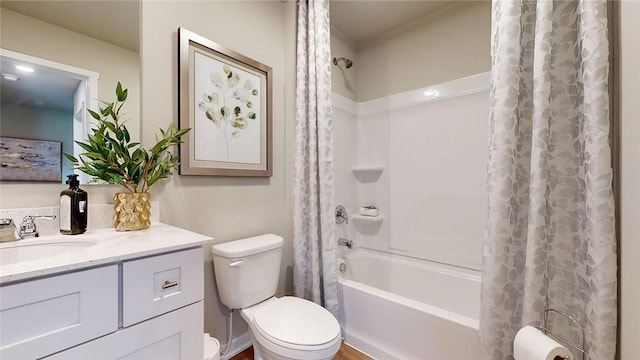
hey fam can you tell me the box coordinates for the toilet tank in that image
[210,234,283,309]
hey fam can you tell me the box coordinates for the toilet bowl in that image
[241,297,342,360]
[210,234,342,360]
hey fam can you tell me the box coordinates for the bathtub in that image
[338,248,481,360]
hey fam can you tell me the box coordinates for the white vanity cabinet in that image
[121,248,204,327]
[0,266,119,360]
[0,245,205,360]
[45,302,203,360]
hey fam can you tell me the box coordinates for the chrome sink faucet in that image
[18,215,56,239]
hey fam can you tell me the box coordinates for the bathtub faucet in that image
[338,237,353,249]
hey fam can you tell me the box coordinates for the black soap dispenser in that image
[60,174,88,235]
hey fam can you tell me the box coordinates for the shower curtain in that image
[480,1,616,359]
[292,0,339,318]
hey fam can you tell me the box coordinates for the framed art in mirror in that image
[178,27,272,177]
[0,136,62,182]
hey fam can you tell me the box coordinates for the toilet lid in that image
[253,297,340,347]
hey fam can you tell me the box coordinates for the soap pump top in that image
[66,174,80,188]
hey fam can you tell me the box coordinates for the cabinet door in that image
[44,301,204,360]
[0,265,118,360]
[122,247,204,326]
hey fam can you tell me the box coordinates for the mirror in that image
[0,0,140,184]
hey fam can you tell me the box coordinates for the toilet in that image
[210,234,342,360]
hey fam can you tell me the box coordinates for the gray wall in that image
[0,0,296,348]
[354,1,491,101]
[140,0,296,347]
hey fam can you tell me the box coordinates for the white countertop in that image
[0,223,213,284]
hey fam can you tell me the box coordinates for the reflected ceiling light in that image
[423,89,440,98]
[2,73,19,81]
[15,65,34,73]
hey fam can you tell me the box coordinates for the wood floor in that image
[229,341,372,360]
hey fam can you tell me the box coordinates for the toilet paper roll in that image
[513,326,572,360]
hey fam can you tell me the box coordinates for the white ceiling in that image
[4,0,452,51]
[1,0,453,112]
[330,0,454,46]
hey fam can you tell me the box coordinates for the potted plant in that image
[65,82,190,231]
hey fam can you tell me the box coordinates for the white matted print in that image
[193,51,262,164]
[179,27,272,177]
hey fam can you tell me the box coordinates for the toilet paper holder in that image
[535,308,585,360]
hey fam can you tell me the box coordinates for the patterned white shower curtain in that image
[480,1,616,359]
[292,0,339,318]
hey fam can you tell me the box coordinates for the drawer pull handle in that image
[162,280,179,290]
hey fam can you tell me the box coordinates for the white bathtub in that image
[338,248,481,360]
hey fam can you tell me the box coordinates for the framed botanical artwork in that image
[0,136,62,182]
[178,27,273,177]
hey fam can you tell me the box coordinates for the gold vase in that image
[113,192,151,231]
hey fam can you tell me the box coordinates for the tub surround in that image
[331,73,486,359]
[332,72,490,271]
[0,222,211,283]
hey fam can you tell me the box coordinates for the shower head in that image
[333,57,353,69]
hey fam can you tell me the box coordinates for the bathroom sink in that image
[0,237,98,266]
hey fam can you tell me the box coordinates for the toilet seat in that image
[241,296,342,359]
[253,297,341,349]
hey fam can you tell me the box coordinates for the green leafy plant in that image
[64,82,190,193]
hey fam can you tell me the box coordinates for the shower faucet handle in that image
[335,205,349,224]
[338,237,353,249]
